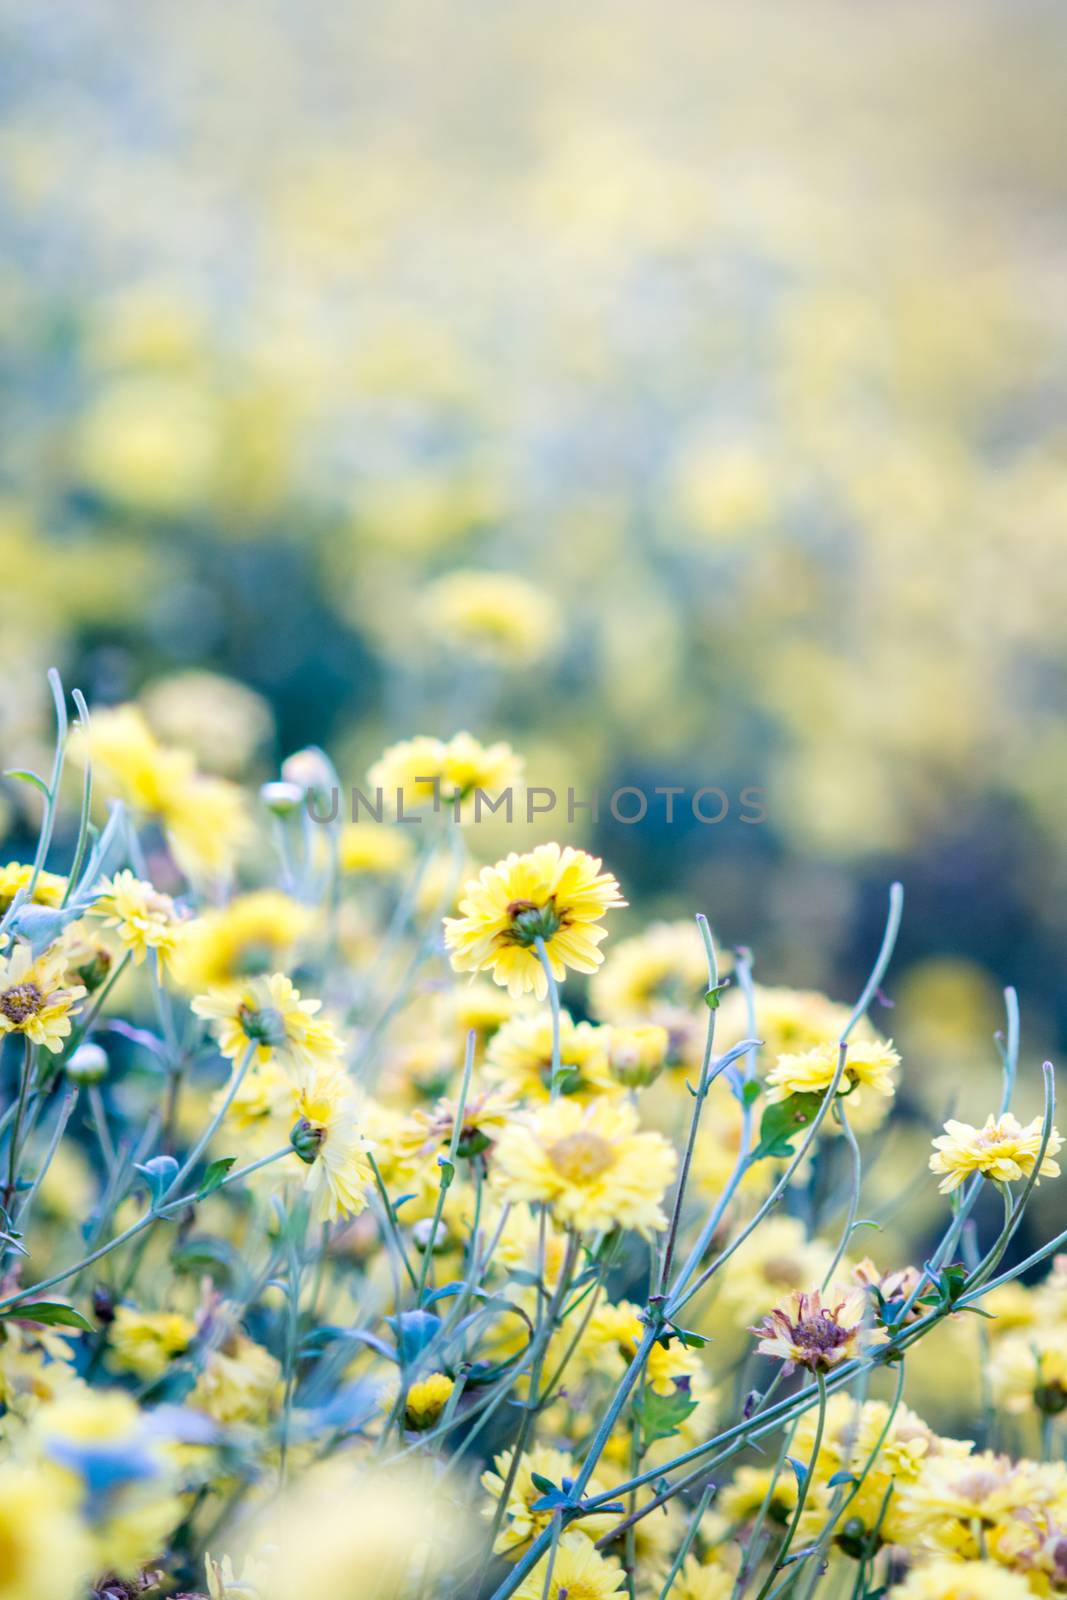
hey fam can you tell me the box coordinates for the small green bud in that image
[66,1042,109,1085]
[260,780,304,818]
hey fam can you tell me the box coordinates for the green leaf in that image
[748,1092,826,1163]
[741,1079,762,1106]
[633,1383,698,1445]
[704,982,730,1009]
[3,1301,94,1332]
[3,769,50,800]
[197,1157,236,1200]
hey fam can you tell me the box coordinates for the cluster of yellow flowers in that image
[0,691,1063,1600]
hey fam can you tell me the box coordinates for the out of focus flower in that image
[929,1113,1063,1194]
[989,1325,1067,1416]
[338,823,413,876]
[95,869,187,972]
[368,732,522,811]
[190,1333,282,1426]
[481,1445,613,1557]
[492,1096,675,1236]
[589,920,710,1029]
[0,940,85,1052]
[107,1307,196,1382]
[205,1551,269,1600]
[174,892,315,991]
[751,1288,867,1374]
[888,1558,1033,1599]
[607,1023,669,1088]
[140,672,273,778]
[418,570,560,665]
[292,1067,372,1224]
[192,973,342,1072]
[673,1554,734,1600]
[0,861,66,914]
[485,1010,616,1102]
[0,1462,91,1600]
[445,844,625,998]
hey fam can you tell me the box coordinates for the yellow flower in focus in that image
[0,941,85,1052]
[491,1097,675,1236]
[293,1068,373,1224]
[404,1371,453,1430]
[513,1532,624,1600]
[107,1306,196,1381]
[445,843,626,998]
[587,1300,701,1395]
[0,1463,91,1600]
[368,731,522,811]
[485,1009,616,1102]
[766,1037,900,1106]
[338,822,413,876]
[418,569,560,665]
[888,1559,1034,1599]
[930,1113,1063,1193]
[751,1288,868,1375]
[94,869,187,972]
[174,890,314,991]
[192,972,343,1072]
[481,1444,614,1557]
[0,861,67,914]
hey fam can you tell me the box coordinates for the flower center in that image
[238,1003,289,1047]
[505,899,562,948]
[793,1311,852,1357]
[0,982,44,1024]
[547,1131,616,1184]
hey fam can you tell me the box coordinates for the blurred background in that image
[1,0,1065,1123]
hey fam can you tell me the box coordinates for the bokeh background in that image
[2,0,1065,1148]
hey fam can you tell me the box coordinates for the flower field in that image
[1,2,1066,1596]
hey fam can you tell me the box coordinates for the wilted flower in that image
[751,1288,868,1375]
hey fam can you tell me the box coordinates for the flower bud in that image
[66,1041,109,1085]
[281,747,337,808]
[260,780,304,818]
[290,1116,325,1165]
[411,1217,450,1254]
[609,1024,669,1089]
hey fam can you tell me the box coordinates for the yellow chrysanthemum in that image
[674,1555,734,1600]
[418,569,560,665]
[485,1009,617,1102]
[751,1287,868,1374]
[190,1333,283,1425]
[895,1452,1055,1561]
[107,1306,196,1381]
[0,861,67,915]
[192,972,343,1072]
[481,1445,614,1557]
[589,919,710,1029]
[606,1023,669,1088]
[888,1558,1034,1600]
[715,984,856,1062]
[990,1325,1067,1416]
[368,731,522,811]
[513,1532,625,1600]
[404,1372,454,1430]
[586,1300,702,1395]
[712,1216,838,1328]
[174,890,315,991]
[94,868,187,972]
[205,1551,269,1600]
[293,1067,373,1224]
[445,843,626,998]
[491,1096,675,1236]
[929,1112,1063,1193]
[766,1036,900,1106]
[0,1464,91,1600]
[0,941,85,1052]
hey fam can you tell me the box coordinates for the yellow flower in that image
[190,1333,283,1425]
[718,1464,796,1526]
[77,703,248,881]
[766,1036,900,1106]
[491,1097,676,1236]
[174,890,315,991]
[990,1325,1067,1416]
[712,1217,837,1328]
[338,822,413,876]
[513,1532,624,1600]
[607,1023,669,1088]
[94,868,187,972]
[107,1306,196,1381]
[482,1445,614,1557]
[0,941,85,1052]
[895,1451,1054,1561]
[485,1009,617,1102]
[0,1463,91,1600]
[293,1067,373,1224]
[0,861,67,915]
[930,1113,1063,1193]
[445,843,626,998]
[674,1555,734,1600]
[418,570,560,665]
[715,984,855,1062]
[587,1300,701,1395]
[405,1371,454,1430]
[193,972,343,1072]
[205,1551,269,1600]
[751,1288,868,1374]
[368,731,522,811]
[397,1083,517,1162]
[589,919,710,1029]
[211,1056,297,1132]
[888,1559,1035,1600]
